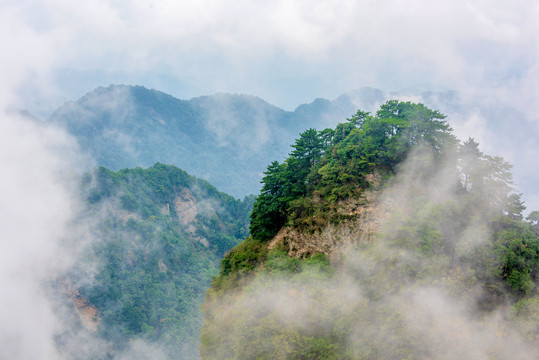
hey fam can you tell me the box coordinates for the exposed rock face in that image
[269,177,389,262]
[197,236,210,247]
[72,295,100,333]
[175,189,198,226]
[158,258,168,272]
[174,188,210,247]
[160,203,170,215]
[116,209,139,223]
[62,280,100,333]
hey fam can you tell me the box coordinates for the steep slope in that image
[58,163,254,360]
[201,101,539,359]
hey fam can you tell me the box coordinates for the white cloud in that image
[3,0,538,185]
[0,110,80,360]
[3,0,536,112]
[0,4,82,357]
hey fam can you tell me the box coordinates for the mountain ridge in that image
[49,85,312,197]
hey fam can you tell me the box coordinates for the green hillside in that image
[201,101,539,359]
[59,163,253,360]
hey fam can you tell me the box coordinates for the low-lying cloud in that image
[0,110,80,359]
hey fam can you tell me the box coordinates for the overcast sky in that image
[2,0,536,110]
[2,0,538,206]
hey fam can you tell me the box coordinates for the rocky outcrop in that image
[174,188,210,247]
[160,203,170,215]
[175,189,198,226]
[61,280,100,333]
[268,175,389,262]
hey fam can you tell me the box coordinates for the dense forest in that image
[57,163,254,360]
[201,101,539,359]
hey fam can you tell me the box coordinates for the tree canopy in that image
[250,101,457,241]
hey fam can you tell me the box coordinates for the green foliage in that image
[220,237,269,277]
[493,218,539,294]
[512,295,539,340]
[264,250,302,275]
[249,161,289,241]
[263,250,332,279]
[201,253,336,360]
[505,193,526,220]
[527,211,539,226]
[73,163,252,359]
[287,195,332,232]
[249,101,456,241]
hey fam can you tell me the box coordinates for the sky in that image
[1,0,539,207]
[3,0,536,111]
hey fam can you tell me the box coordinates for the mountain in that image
[44,88,539,358]
[57,163,253,360]
[48,86,298,197]
[200,101,539,359]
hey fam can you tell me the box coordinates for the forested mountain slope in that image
[57,163,253,360]
[201,101,539,359]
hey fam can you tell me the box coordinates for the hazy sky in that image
[2,0,538,206]
[2,0,536,110]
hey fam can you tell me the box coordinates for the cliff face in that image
[269,185,385,262]
[61,280,100,333]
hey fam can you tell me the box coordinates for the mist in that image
[0,109,80,359]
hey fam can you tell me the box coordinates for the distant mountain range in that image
[46,85,390,197]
